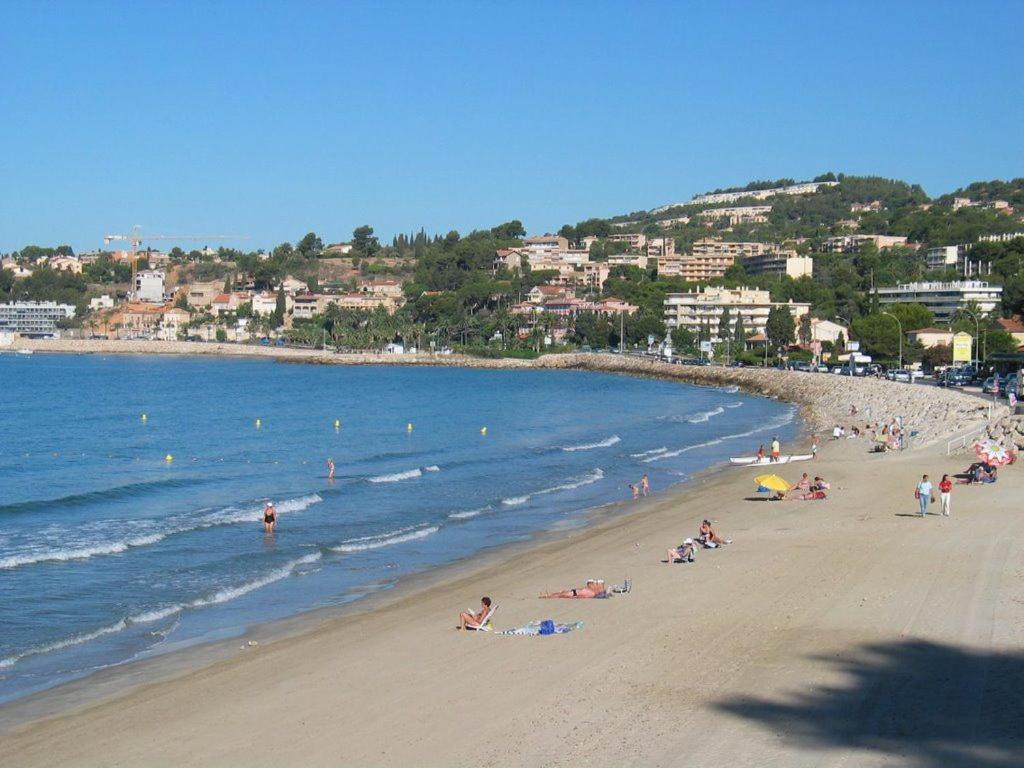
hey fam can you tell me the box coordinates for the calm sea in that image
[0,354,797,702]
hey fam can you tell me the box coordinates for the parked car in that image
[888,369,912,383]
[982,376,996,393]
[814,363,830,373]
[939,369,972,387]
[999,374,1019,398]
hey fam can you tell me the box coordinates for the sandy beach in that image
[2,367,1022,767]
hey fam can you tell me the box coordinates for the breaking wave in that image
[331,525,439,552]
[561,435,620,452]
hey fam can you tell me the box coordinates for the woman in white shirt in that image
[916,474,933,517]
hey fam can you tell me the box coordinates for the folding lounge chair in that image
[466,604,498,632]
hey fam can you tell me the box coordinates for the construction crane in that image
[103,225,248,300]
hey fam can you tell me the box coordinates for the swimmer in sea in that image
[263,501,277,533]
[327,457,335,480]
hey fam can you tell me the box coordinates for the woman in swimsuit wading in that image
[263,501,277,533]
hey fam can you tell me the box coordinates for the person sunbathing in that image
[787,473,811,498]
[540,579,606,598]
[698,519,731,547]
[811,476,830,491]
[666,538,698,563]
[790,489,827,500]
[457,596,493,630]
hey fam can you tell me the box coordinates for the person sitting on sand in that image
[457,596,493,630]
[788,472,811,497]
[811,476,830,491]
[698,519,731,547]
[666,538,698,563]
[540,579,607,598]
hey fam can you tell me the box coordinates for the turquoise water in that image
[0,355,797,702]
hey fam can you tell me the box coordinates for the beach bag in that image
[539,619,555,636]
[914,488,920,500]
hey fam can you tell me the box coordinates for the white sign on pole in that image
[847,341,860,352]
[699,340,713,353]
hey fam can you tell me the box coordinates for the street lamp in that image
[881,311,903,370]
[836,315,853,377]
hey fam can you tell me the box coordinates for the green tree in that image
[798,313,812,345]
[352,226,380,257]
[272,286,286,328]
[296,232,324,258]
[765,305,796,349]
[886,302,933,332]
[717,306,731,340]
[671,326,695,353]
[490,220,526,240]
[733,313,746,344]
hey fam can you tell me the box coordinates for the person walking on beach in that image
[327,457,335,480]
[263,501,277,532]
[939,474,953,516]
[640,474,650,497]
[915,474,933,517]
[811,435,819,459]
[770,437,781,462]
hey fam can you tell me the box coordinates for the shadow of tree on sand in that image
[714,640,1024,768]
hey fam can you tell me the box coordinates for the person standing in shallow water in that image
[263,501,277,533]
[640,474,650,497]
[770,437,781,462]
[327,457,335,480]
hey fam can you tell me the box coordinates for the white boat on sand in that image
[729,454,814,466]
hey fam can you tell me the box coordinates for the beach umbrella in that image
[754,473,791,493]
[973,438,1016,467]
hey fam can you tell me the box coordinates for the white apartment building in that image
[697,206,772,225]
[926,245,964,270]
[89,294,115,311]
[522,235,569,255]
[0,301,76,338]
[134,270,166,303]
[656,215,690,228]
[607,232,647,250]
[978,232,1024,243]
[692,239,773,259]
[663,286,810,341]
[743,251,813,279]
[651,180,838,212]
[875,281,1002,322]
[822,234,908,253]
[607,253,649,270]
[646,237,675,260]
[665,253,734,281]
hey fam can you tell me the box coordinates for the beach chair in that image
[465,604,498,632]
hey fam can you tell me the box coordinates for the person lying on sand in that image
[540,579,607,598]
[698,519,731,547]
[789,489,827,501]
[666,538,698,563]
[457,596,493,630]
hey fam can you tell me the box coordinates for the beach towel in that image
[497,620,583,636]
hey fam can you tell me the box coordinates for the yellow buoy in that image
[334,419,341,429]
[255,419,262,429]
[141,413,148,422]
[164,454,174,462]
[406,422,414,432]
[480,426,488,435]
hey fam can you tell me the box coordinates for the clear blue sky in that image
[1,0,1022,253]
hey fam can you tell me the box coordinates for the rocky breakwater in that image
[533,354,1001,446]
[986,412,1024,451]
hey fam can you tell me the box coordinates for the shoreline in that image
[3,346,1015,767]
[0,452,739,732]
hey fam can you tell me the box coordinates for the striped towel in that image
[497,620,583,636]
